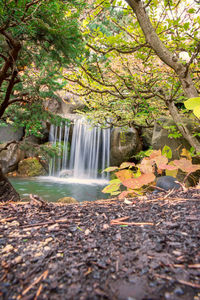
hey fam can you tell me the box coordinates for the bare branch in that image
[184,42,200,77]
[86,42,148,55]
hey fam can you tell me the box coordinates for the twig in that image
[21,218,69,228]
[163,188,176,199]
[155,273,200,288]
[110,216,130,223]
[110,221,154,226]
[34,270,49,300]
[21,270,49,297]
[0,217,17,223]
[110,216,154,226]
[30,194,46,205]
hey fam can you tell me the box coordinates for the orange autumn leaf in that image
[122,173,155,189]
[115,169,134,181]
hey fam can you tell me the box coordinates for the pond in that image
[9,176,109,203]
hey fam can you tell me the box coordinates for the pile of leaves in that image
[102,147,200,198]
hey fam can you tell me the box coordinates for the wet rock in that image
[0,123,23,142]
[110,127,142,166]
[0,142,24,174]
[152,117,197,159]
[57,197,78,204]
[155,176,181,193]
[18,157,46,176]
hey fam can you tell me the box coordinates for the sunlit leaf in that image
[165,161,178,177]
[109,179,121,184]
[181,148,192,160]
[149,150,162,159]
[173,158,200,174]
[158,164,178,170]
[122,173,155,189]
[193,106,200,119]
[184,97,200,109]
[133,169,142,178]
[153,155,168,170]
[115,169,134,181]
[119,162,135,169]
[102,182,120,194]
[144,149,154,157]
[138,157,154,174]
[111,191,121,196]
[102,166,118,173]
[162,145,172,159]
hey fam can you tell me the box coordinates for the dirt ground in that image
[0,188,200,300]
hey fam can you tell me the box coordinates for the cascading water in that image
[49,118,110,179]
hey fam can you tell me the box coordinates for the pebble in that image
[174,286,184,295]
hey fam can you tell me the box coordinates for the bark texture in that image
[0,167,20,202]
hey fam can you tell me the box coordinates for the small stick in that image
[155,273,200,288]
[21,270,49,296]
[34,270,48,300]
[111,216,130,223]
[21,219,69,228]
[163,188,176,199]
[110,221,154,226]
[34,284,43,300]
[0,217,17,223]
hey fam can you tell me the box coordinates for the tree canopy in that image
[0,0,84,136]
[64,0,200,152]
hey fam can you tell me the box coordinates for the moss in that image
[57,197,78,204]
[18,158,46,177]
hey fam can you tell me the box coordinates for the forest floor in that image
[0,188,200,300]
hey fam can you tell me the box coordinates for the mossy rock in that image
[18,158,46,176]
[57,197,78,204]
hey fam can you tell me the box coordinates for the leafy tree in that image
[64,0,200,152]
[0,0,84,201]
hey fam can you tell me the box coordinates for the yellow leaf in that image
[181,148,192,160]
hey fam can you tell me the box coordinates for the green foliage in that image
[102,146,200,198]
[64,0,200,156]
[162,125,182,139]
[162,145,172,159]
[184,97,200,119]
[0,0,84,136]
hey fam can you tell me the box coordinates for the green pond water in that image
[9,176,109,203]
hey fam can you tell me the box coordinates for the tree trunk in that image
[166,101,200,153]
[0,167,20,202]
[125,0,200,153]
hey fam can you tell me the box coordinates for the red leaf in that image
[138,157,154,174]
[159,164,178,170]
[122,173,155,189]
[173,158,200,174]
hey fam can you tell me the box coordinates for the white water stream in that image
[49,118,110,180]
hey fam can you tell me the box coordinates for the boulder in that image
[18,157,46,176]
[57,197,78,204]
[59,169,73,177]
[141,127,153,149]
[152,117,199,159]
[0,123,23,142]
[44,98,61,114]
[110,127,142,166]
[0,143,24,174]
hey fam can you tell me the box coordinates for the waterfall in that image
[49,118,110,179]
